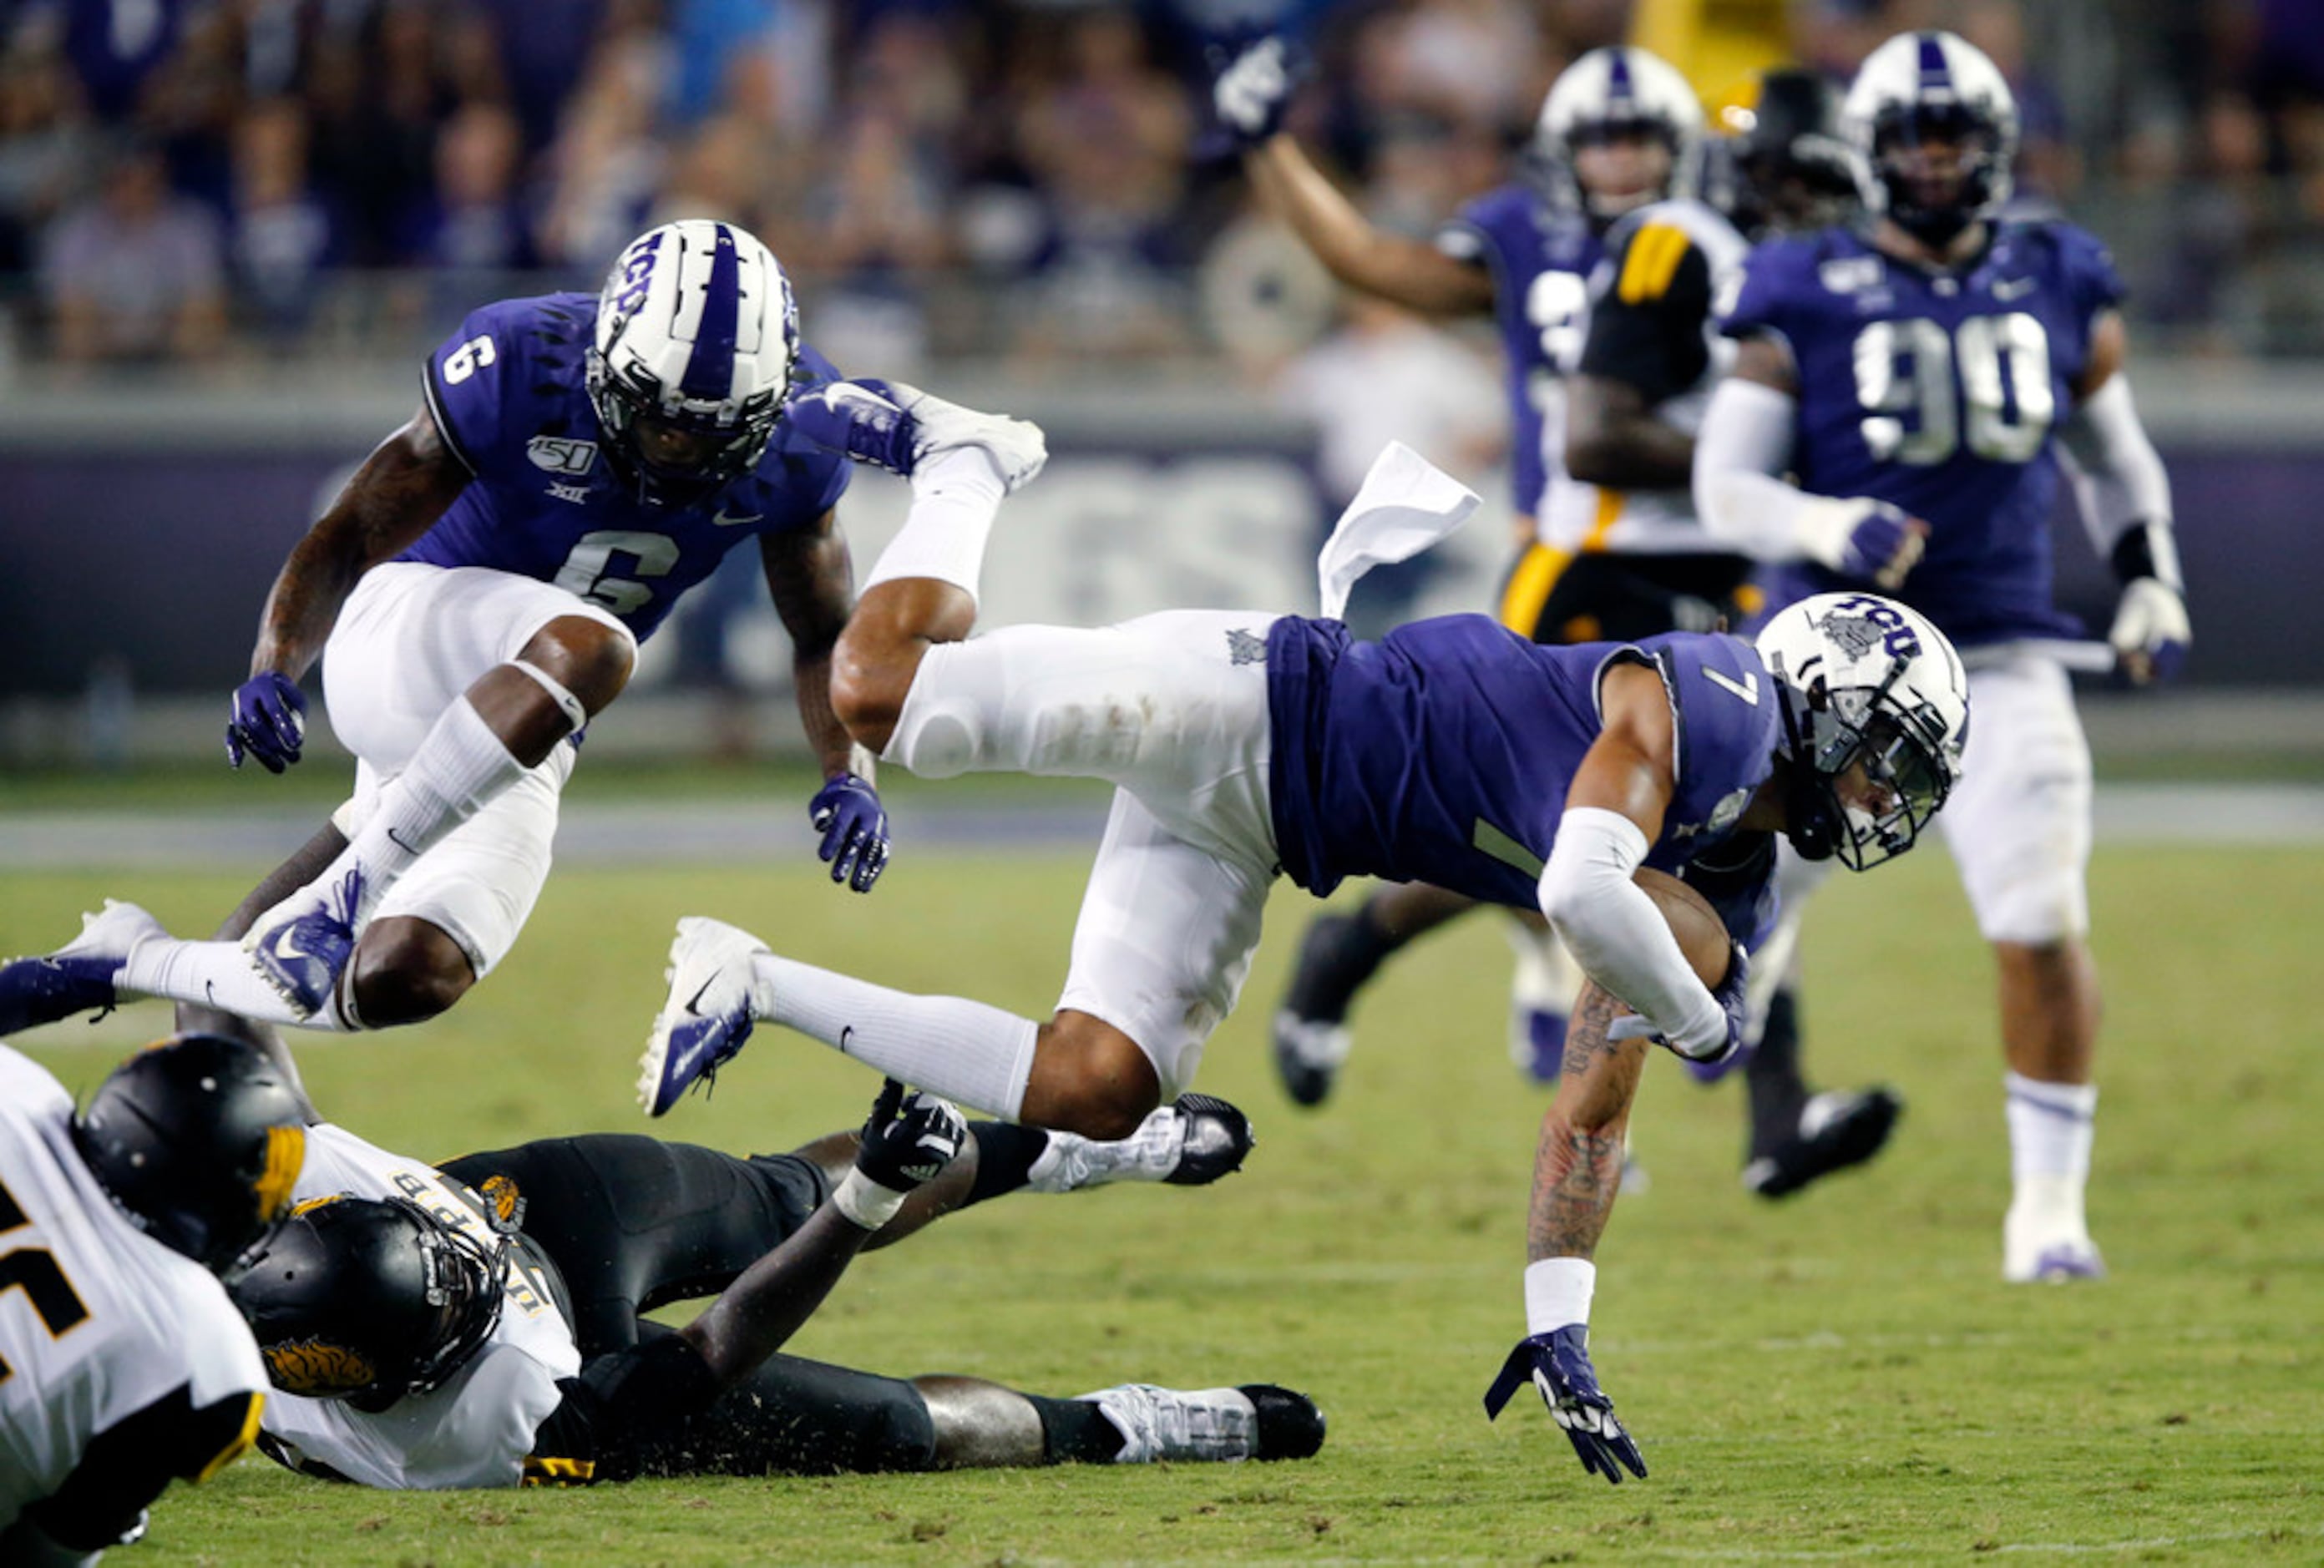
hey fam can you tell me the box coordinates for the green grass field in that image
[7,841,2320,1565]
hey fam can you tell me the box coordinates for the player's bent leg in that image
[1019,1010,1162,1143]
[341,917,476,1028]
[829,579,971,755]
[249,595,627,1016]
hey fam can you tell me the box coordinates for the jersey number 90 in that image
[1853,312,2053,467]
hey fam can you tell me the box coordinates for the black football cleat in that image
[1241,1383,1327,1459]
[1741,1086,1903,1200]
[1162,1093,1253,1186]
[1271,912,1389,1107]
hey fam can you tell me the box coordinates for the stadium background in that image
[2,1,2321,1562]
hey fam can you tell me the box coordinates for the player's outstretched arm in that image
[681,1080,965,1390]
[762,514,891,892]
[1537,662,1738,1066]
[1692,339,1926,589]
[226,403,470,773]
[1213,38,1492,318]
[2058,312,2189,685]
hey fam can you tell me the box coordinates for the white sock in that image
[119,938,356,1031]
[295,698,528,918]
[750,952,1038,1120]
[859,448,1006,603]
[2005,1070,2096,1217]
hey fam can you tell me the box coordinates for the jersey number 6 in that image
[553,530,681,616]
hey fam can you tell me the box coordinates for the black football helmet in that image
[71,1033,308,1274]
[1710,68,1860,239]
[230,1195,509,1412]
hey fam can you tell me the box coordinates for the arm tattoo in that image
[1527,983,1647,1263]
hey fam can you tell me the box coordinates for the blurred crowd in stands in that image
[3,0,2322,376]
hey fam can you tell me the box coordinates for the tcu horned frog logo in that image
[1810,596,1923,660]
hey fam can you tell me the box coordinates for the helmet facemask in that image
[1770,651,1956,872]
[1869,99,2012,247]
[585,341,787,509]
[382,1202,510,1408]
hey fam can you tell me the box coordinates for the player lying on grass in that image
[634,390,1972,1482]
[192,1019,1303,1487]
[1,1035,306,1566]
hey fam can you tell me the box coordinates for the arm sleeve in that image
[2056,374,2180,588]
[1537,806,1727,1055]
[1691,377,1871,567]
[18,1385,262,1553]
[1579,222,1713,405]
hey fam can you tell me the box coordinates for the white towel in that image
[1314,441,1482,621]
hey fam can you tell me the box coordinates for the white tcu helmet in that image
[1755,593,1969,871]
[587,219,801,504]
[1844,30,2019,245]
[1532,46,1704,222]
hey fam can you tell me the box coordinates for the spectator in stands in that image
[39,138,226,363]
[228,99,341,344]
[0,21,94,274]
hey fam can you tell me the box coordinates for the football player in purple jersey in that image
[1694,32,2190,1282]
[1211,40,1739,1106]
[0,220,1042,1044]
[640,390,1972,1480]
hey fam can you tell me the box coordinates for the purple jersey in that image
[408,292,853,642]
[1437,187,1602,519]
[1265,614,1781,923]
[1719,221,2124,645]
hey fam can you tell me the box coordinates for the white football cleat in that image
[1077,1383,1326,1464]
[244,867,370,1019]
[2003,1203,2107,1283]
[1024,1095,1253,1193]
[887,379,1048,494]
[638,917,768,1117]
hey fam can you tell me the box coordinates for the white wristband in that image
[830,1168,908,1231]
[1525,1257,1597,1336]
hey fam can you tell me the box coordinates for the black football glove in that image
[853,1078,966,1194]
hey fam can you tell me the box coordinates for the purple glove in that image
[1837,503,1927,590]
[784,380,918,475]
[809,771,890,893]
[225,672,307,774]
[1483,1325,1648,1484]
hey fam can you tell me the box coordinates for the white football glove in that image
[2109,576,2190,685]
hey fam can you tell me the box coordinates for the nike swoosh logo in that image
[386,826,418,855]
[685,973,719,1016]
[838,1025,854,1055]
[205,981,218,1005]
[711,508,762,527]
[1991,276,2037,301]
[271,930,311,963]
